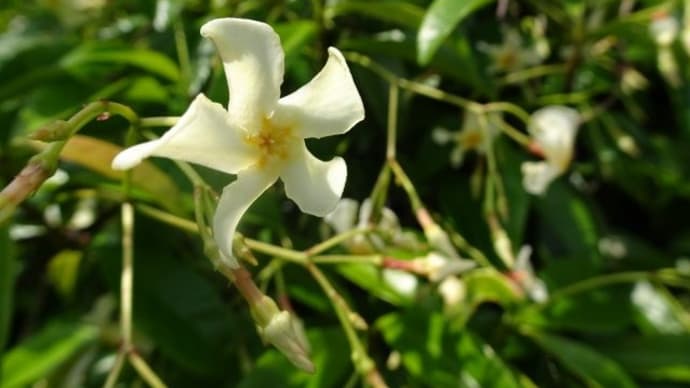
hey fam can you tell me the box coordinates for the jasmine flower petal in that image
[112,94,256,173]
[274,48,364,139]
[281,142,346,217]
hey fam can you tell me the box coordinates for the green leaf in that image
[95,218,238,377]
[526,331,637,388]
[60,44,180,82]
[377,309,528,387]
[34,135,184,213]
[0,224,15,361]
[274,21,317,60]
[516,287,635,333]
[417,0,494,65]
[439,268,520,329]
[596,335,690,382]
[336,263,415,306]
[46,250,82,300]
[329,0,425,29]
[534,181,600,263]
[1,321,98,388]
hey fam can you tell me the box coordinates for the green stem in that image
[140,117,179,127]
[243,238,307,264]
[129,352,167,388]
[102,351,126,388]
[304,263,378,379]
[483,102,531,125]
[120,203,134,347]
[135,204,198,233]
[388,159,423,213]
[311,254,382,265]
[344,52,478,110]
[305,228,371,256]
[498,64,566,85]
[549,271,662,300]
[386,84,399,160]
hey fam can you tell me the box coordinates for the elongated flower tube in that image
[112,18,365,267]
[521,106,579,195]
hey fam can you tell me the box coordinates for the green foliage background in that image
[2,0,690,387]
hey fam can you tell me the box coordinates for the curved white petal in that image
[213,170,278,267]
[274,47,364,139]
[529,106,580,171]
[112,94,256,173]
[324,198,358,233]
[280,142,346,217]
[201,18,284,132]
[521,161,560,195]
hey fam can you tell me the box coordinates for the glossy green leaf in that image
[46,250,82,299]
[377,309,528,387]
[329,0,425,28]
[1,321,98,388]
[534,181,600,262]
[60,44,180,82]
[95,218,238,377]
[527,331,637,388]
[596,335,690,382]
[417,0,494,65]
[336,263,415,306]
[442,268,520,328]
[517,287,635,333]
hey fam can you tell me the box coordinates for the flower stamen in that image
[245,117,295,168]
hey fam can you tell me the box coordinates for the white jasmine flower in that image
[510,246,548,303]
[324,198,420,253]
[650,14,679,46]
[382,269,419,297]
[413,251,475,282]
[432,111,501,168]
[521,106,580,195]
[112,18,364,268]
[477,28,544,73]
[438,276,466,307]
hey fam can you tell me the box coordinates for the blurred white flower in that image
[521,106,580,195]
[510,246,548,303]
[478,28,545,73]
[382,269,419,297]
[324,198,420,253]
[412,251,475,282]
[112,18,364,268]
[432,111,501,168]
[438,276,466,307]
[650,13,682,86]
[650,14,679,46]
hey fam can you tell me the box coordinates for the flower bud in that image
[260,311,315,373]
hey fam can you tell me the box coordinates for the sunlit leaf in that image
[417,0,494,65]
[1,321,98,388]
[60,44,180,82]
[46,250,82,300]
[31,135,183,212]
[329,0,425,28]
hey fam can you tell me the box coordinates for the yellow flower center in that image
[460,129,483,150]
[244,117,295,168]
